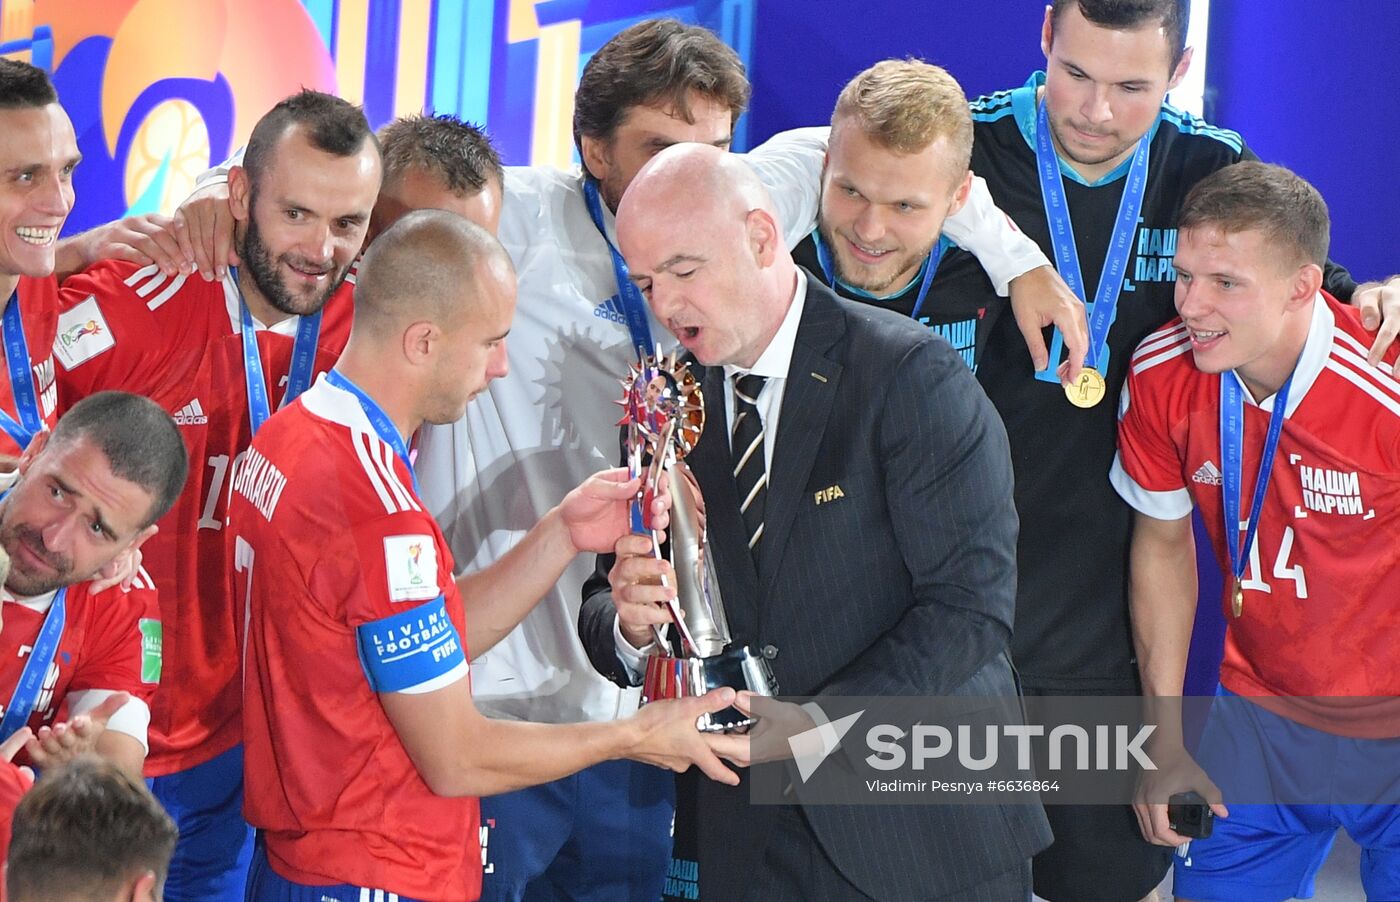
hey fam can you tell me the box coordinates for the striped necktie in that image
[732,373,768,560]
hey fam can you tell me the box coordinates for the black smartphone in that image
[1168,791,1214,839]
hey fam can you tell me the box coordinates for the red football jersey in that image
[1113,293,1400,736]
[0,573,161,743]
[0,275,60,458]
[53,261,353,775]
[0,760,30,870]
[231,375,478,901]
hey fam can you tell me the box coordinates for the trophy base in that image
[641,645,779,733]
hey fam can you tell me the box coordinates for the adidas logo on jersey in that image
[1191,460,1222,486]
[174,399,208,426]
[593,296,628,325]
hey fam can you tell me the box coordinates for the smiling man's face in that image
[230,125,381,319]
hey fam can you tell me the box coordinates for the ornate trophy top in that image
[617,352,705,457]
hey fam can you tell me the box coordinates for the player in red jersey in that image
[0,392,186,774]
[232,211,736,902]
[53,91,381,901]
[0,59,76,480]
[0,544,33,858]
[1112,163,1400,900]
[57,102,506,901]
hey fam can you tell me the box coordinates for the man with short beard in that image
[0,391,187,782]
[53,89,382,902]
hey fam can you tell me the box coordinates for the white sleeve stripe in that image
[353,430,399,514]
[373,439,418,512]
[1134,323,1189,359]
[384,441,421,512]
[1333,329,1379,364]
[1109,456,1193,520]
[371,439,406,509]
[1133,340,1192,375]
[1331,341,1400,397]
[1325,360,1400,418]
[131,271,168,299]
[122,263,160,287]
[1333,333,1396,379]
[146,273,190,311]
[391,659,469,695]
[66,690,151,753]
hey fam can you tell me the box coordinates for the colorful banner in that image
[0,0,755,234]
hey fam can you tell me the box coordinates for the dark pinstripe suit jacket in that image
[579,276,1051,900]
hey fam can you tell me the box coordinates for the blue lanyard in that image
[325,369,419,496]
[0,588,67,742]
[1032,99,1151,384]
[812,232,946,321]
[583,180,655,358]
[233,268,323,436]
[1,292,43,449]
[1220,371,1295,588]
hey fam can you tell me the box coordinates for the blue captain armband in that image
[355,595,468,693]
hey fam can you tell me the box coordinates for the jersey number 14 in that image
[1239,524,1308,599]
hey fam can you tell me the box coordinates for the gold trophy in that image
[619,353,778,732]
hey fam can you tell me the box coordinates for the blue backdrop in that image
[747,0,1398,282]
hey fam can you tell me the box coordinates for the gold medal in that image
[1065,367,1107,408]
[1231,578,1244,618]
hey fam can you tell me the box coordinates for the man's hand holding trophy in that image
[610,352,779,735]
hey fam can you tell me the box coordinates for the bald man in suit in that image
[579,145,1050,901]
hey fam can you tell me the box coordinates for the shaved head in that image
[616,144,796,368]
[617,143,774,245]
[353,208,513,335]
[343,209,516,427]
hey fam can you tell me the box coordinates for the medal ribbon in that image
[233,267,323,437]
[0,588,67,742]
[1033,99,1151,383]
[325,369,419,496]
[1,292,44,449]
[812,231,946,321]
[584,180,655,359]
[1220,371,1295,598]
[585,181,666,537]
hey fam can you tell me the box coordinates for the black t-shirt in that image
[936,72,1357,690]
[792,232,995,370]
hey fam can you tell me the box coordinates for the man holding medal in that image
[53,90,382,901]
[922,2,1398,898]
[1113,162,1400,901]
